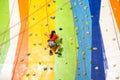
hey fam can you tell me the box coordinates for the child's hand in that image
[44,32,47,36]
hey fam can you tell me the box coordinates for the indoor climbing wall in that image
[0,0,120,80]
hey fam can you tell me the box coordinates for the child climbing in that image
[44,30,62,55]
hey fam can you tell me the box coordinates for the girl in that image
[44,30,62,54]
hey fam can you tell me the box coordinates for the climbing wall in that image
[0,0,120,80]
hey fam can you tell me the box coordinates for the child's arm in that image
[44,32,50,37]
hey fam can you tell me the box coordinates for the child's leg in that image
[55,45,61,53]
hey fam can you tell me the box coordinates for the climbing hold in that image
[116,77,119,79]
[65,62,68,64]
[70,42,73,45]
[70,7,73,10]
[75,19,78,22]
[26,73,30,76]
[91,15,94,18]
[83,72,87,76]
[38,43,42,45]
[48,4,50,7]
[44,48,47,50]
[50,16,56,19]
[35,34,38,36]
[50,67,53,70]
[93,47,98,50]
[83,57,85,60]
[76,32,79,35]
[82,51,85,55]
[77,67,80,70]
[70,37,73,40]
[32,74,36,76]
[32,18,35,20]
[74,16,77,19]
[59,27,63,30]
[33,43,36,46]
[112,38,116,41]
[45,24,48,26]
[75,27,79,30]
[74,2,77,6]
[85,14,89,18]
[26,53,31,56]
[82,36,85,39]
[83,6,88,10]
[28,33,32,36]
[79,2,83,5]
[33,5,36,8]
[86,21,90,25]
[20,59,24,62]
[113,64,116,67]
[87,46,92,50]
[39,62,41,65]
[44,67,47,71]
[95,66,99,70]
[52,0,56,3]
[59,8,63,10]
[77,61,80,64]
[89,61,92,64]
[86,31,90,34]
[76,46,79,49]
[78,74,80,76]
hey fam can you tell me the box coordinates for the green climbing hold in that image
[76,32,78,35]
[50,16,55,19]
[52,0,56,3]
[79,2,83,5]
[75,19,78,22]
[85,14,89,18]
[76,46,79,49]
[75,27,79,30]
[60,8,63,10]
[87,46,92,50]
[78,74,80,76]
[82,51,85,55]
[77,67,80,70]
[70,7,73,10]
[86,21,90,25]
